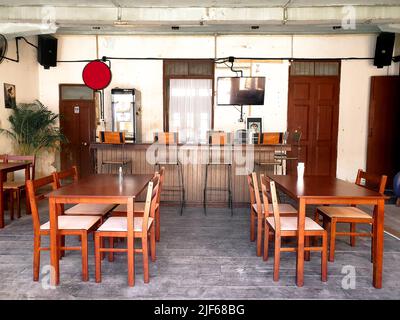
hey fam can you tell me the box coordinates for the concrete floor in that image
[0,202,399,300]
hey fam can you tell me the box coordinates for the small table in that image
[0,162,31,228]
[269,175,387,288]
[46,173,153,285]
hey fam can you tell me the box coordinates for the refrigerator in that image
[111,88,136,142]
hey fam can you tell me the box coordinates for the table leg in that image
[0,171,4,228]
[373,199,385,289]
[296,198,306,287]
[49,198,60,286]
[25,165,31,215]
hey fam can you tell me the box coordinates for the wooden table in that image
[0,162,31,228]
[269,175,387,288]
[46,173,153,285]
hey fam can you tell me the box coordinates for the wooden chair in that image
[94,174,159,286]
[274,130,302,175]
[261,174,328,282]
[111,167,165,242]
[204,131,233,215]
[247,172,297,257]
[52,166,115,223]
[99,131,132,174]
[3,155,35,219]
[26,175,102,282]
[254,133,285,175]
[315,169,387,262]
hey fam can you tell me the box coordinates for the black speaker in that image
[374,32,395,68]
[37,35,57,69]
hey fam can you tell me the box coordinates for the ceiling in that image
[0,0,399,36]
[1,1,400,7]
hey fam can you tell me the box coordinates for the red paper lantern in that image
[82,60,112,90]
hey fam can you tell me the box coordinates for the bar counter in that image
[91,142,291,206]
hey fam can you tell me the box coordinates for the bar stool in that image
[254,132,285,175]
[99,131,132,174]
[274,130,302,175]
[154,132,185,215]
[203,131,233,216]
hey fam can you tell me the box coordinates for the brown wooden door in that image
[367,76,400,186]
[60,93,96,177]
[288,76,340,176]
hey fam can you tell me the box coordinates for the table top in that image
[47,174,153,199]
[269,175,386,200]
[0,162,31,171]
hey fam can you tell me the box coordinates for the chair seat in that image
[317,206,372,220]
[65,203,115,216]
[266,217,323,231]
[112,202,159,214]
[252,203,297,215]
[3,180,25,189]
[97,216,154,232]
[40,215,100,230]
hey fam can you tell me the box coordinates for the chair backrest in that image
[138,174,160,237]
[7,155,36,180]
[26,175,55,233]
[257,132,281,145]
[154,132,178,145]
[355,170,387,195]
[100,131,125,144]
[251,172,263,216]
[269,179,282,233]
[260,174,273,218]
[247,173,255,206]
[0,154,7,163]
[52,166,79,189]
[157,167,165,205]
[207,131,232,145]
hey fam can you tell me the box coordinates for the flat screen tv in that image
[217,77,266,105]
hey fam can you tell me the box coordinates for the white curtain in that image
[169,79,212,143]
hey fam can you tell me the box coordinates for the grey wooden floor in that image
[0,203,400,300]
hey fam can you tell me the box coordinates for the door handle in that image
[82,142,88,146]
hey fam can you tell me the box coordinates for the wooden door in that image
[288,76,340,176]
[367,76,400,185]
[59,85,95,177]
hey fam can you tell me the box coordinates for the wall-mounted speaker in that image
[374,32,395,68]
[37,35,57,69]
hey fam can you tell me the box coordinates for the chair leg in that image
[329,219,337,262]
[370,223,374,263]
[33,233,41,281]
[321,232,328,282]
[350,223,356,246]
[228,164,233,216]
[9,191,14,221]
[178,163,184,216]
[250,208,255,242]
[273,236,281,281]
[314,210,320,223]
[263,223,270,261]
[81,232,89,281]
[155,206,161,242]
[256,216,263,257]
[108,237,114,262]
[16,189,21,218]
[203,165,208,215]
[150,224,156,262]
[60,235,65,258]
[142,237,150,283]
[95,233,102,283]
[305,236,310,261]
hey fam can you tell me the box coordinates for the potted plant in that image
[0,100,66,156]
[0,100,67,180]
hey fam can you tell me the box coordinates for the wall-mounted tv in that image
[217,77,266,106]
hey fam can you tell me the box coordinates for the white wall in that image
[1,33,398,181]
[0,37,38,154]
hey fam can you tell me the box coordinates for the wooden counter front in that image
[91,143,291,206]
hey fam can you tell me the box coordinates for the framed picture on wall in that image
[246,117,262,144]
[4,83,16,109]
